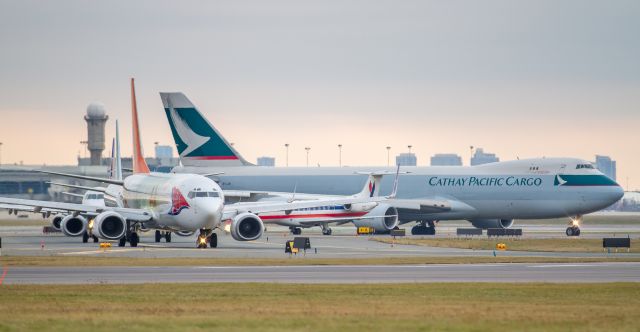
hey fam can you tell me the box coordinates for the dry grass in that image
[2,255,640,267]
[374,237,638,253]
[0,283,638,331]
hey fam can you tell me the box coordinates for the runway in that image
[3,262,639,284]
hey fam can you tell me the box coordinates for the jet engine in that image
[230,213,264,241]
[176,230,195,237]
[351,204,399,233]
[469,219,514,229]
[60,215,88,237]
[91,211,126,240]
[343,202,378,212]
[51,215,65,231]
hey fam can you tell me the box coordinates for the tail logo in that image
[368,181,376,197]
[167,102,210,157]
[169,187,190,215]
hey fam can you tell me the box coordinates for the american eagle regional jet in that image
[0,79,398,248]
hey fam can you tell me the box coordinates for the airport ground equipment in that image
[42,226,60,234]
[457,228,483,236]
[487,228,522,237]
[603,238,631,252]
[357,227,375,235]
[294,237,311,251]
[390,229,406,237]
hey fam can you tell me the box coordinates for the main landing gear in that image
[196,229,217,248]
[82,232,99,243]
[119,232,139,247]
[566,215,582,237]
[290,227,302,235]
[321,224,332,236]
[154,230,172,243]
[411,221,436,235]
[118,221,140,247]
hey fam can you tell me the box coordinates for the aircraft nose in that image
[609,184,625,204]
[195,199,224,227]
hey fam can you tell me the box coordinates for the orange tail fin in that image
[131,78,150,174]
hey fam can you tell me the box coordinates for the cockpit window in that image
[187,191,220,199]
[576,164,594,169]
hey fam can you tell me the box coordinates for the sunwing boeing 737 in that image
[0,79,399,248]
[160,92,624,236]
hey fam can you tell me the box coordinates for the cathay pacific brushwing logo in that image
[167,100,209,157]
[554,174,567,186]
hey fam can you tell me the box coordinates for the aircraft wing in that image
[222,196,387,219]
[295,214,397,226]
[0,197,152,221]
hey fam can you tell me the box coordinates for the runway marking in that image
[0,266,8,285]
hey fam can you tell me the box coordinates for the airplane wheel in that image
[575,228,581,236]
[82,232,89,243]
[129,233,139,247]
[165,232,172,243]
[322,228,332,235]
[155,230,161,243]
[118,237,126,247]
[210,233,218,248]
[293,228,302,235]
[566,227,574,236]
[92,235,99,243]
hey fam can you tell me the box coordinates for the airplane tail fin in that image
[131,78,150,174]
[355,166,405,199]
[356,174,384,199]
[113,120,123,181]
[159,92,252,167]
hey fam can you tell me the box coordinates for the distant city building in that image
[396,153,417,166]
[430,154,462,166]
[155,145,173,159]
[257,156,275,167]
[595,155,616,180]
[470,148,499,166]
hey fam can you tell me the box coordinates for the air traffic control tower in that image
[84,102,109,166]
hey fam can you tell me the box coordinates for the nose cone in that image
[609,184,625,204]
[194,198,224,228]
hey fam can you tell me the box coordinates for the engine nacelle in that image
[60,215,88,237]
[175,230,195,237]
[343,202,378,212]
[51,215,65,231]
[469,219,514,229]
[351,204,399,233]
[91,211,126,240]
[230,213,264,241]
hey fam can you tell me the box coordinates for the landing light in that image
[198,236,207,245]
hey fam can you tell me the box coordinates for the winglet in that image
[131,78,150,174]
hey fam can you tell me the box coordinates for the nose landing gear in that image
[196,229,217,248]
[566,216,582,237]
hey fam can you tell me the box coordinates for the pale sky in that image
[0,0,638,189]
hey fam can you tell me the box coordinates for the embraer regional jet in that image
[160,92,624,237]
[0,79,398,248]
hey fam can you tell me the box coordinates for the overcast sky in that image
[0,0,638,188]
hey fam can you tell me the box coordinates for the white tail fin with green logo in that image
[160,92,252,167]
